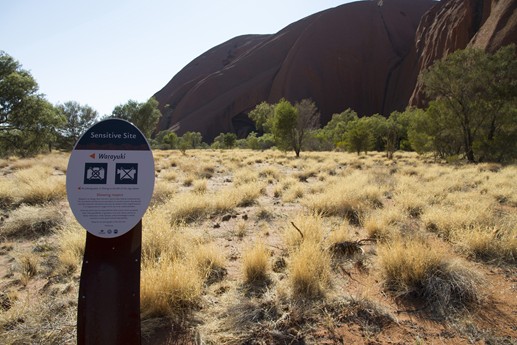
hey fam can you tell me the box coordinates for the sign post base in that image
[77,221,142,345]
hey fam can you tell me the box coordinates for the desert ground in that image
[0,149,516,344]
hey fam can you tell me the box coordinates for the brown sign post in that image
[66,119,155,345]
[77,222,142,344]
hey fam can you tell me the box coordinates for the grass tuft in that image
[288,241,331,299]
[150,181,176,206]
[378,238,483,315]
[455,225,517,264]
[283,213,326,249]
[193,243,226,284]
[141,258,203,319]
[56,220,86,274]
[1,204,64,238]
[14,166,66,205]
[242,242,270,284]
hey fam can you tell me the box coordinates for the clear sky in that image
[1,0,354,116]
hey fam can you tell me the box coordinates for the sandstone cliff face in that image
[154,0,435,141]
[409,0,517,106]
[153,0,516,142]
[471,0,517,51]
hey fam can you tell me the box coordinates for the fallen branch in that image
[290,222,304,239]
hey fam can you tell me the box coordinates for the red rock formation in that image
[153,0,516,142]
[409,0,517,106]
[471,0,517,51]
[154,0,435,142]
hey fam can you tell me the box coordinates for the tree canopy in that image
[111,98,161,139]
[0,51,65,156]
[421,45,517,162]
[248,101,274,133]
[57,101,98,149]
[213,132,237,149]
[248,98,319,157]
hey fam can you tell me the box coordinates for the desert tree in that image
[270,98,320,157]
[365,113,389,152]
[270,99,297,153]
[0,51,65,156]
[318,108,358,148]
[383,117,399,159]
[111,97,162,139]
[153,130,179,149]
[57,101,98,149]
[178,131,203,154]
[212,132,237,149]
[388,108,418,151]
[248,101,274,133]
[342,117,374,155]
[293,99,320,156]
[421,45,517,162]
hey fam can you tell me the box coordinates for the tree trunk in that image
[462,114,475,162]
[465,129,475,162]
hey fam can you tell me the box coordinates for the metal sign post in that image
[77,222,142,344]
[66,119,154,345]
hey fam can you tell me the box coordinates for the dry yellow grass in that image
[421,192,495,240]
[142,206,189,262]
[193,242,226,282]
[149,180,176,206]
[56,219,86,273]
[283,213,326,249]
[288,241,331,299]
[242,242,270,284]
[303,170,386,224]
[159,169,178,182]
[281,181,305,203]
[258,166,281,181]
[1,204,64,238]
[0,178,14,208]
[17,253,39,286]
[196,162,216,180]
[7,157,37,170]
[363,212,393,241]
[140,206,217,319]
[233,169,258,186]
[392,176,427,218]
[327,220,353,245]
[163,178,265,223]
[454,220,517,264]
[166,192,211,223]
[192,179,208,194]
[234,219,247,238]
[1,149,516,344]
[0,153,68,207]
[11,165,66,205]
[141,257,203,318]
[44,152,69,173]
[215,182,265,209]
[484,166,517,206]
[378,237,483,314]
[282,212,331,299]
[0,289,76,344]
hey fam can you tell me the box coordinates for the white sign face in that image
[66,119,155,238]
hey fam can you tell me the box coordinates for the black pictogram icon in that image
[115,163,138,184]
[84,163,108,184]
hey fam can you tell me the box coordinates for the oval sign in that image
[66,119,155,238]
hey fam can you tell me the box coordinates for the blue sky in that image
[1,0,353,116]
